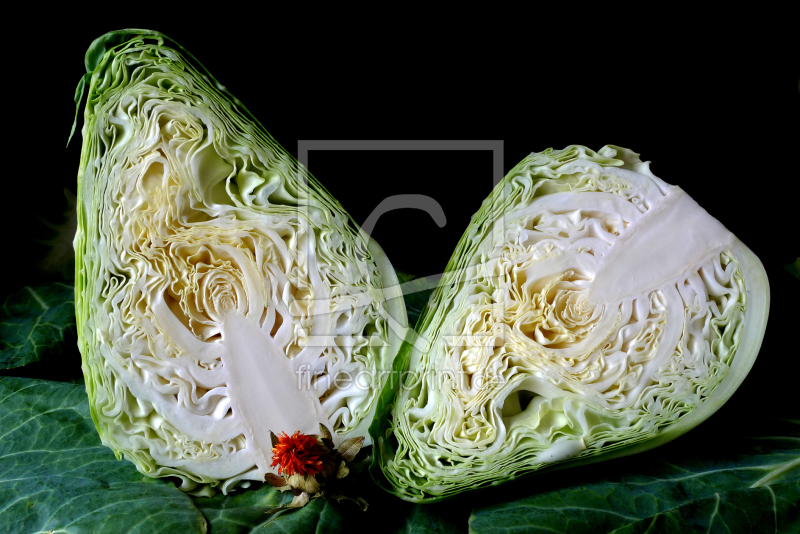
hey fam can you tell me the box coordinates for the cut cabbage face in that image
[371,145,769,502]
[74,30,405,495]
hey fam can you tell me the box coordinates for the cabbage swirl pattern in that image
[74,32,405,494]
[374,145,768,501]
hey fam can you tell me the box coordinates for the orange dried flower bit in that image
[270,431,325,476]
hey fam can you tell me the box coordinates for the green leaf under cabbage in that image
[396,271,436,329]
[371,145,769,502]
[0,376,206,534]
[0,283,75,370]
[0,366,460,533]
[468,418,800,534]
[195,480,465,534]
[786,257,800,284]
[1,368,794,533]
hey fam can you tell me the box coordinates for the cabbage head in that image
[371,145,769,502]
[74,30,406,495]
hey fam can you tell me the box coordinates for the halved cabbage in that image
[371,145,769,502]
[74,30,406,495]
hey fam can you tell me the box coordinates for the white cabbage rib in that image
[75,34,404,494]
[376,145,768,501]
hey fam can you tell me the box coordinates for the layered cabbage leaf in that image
[371,145,769,502]
[74,30,405,495]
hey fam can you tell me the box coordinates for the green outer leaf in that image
[69,29,174,146]
[468,418,800,534]
[0,283,75,369]
[2,376,795,533]
[73,28,356,223]
[197,491,335,534]
[405,289,436,330]
[396,271,435,328]
[0,376,207,534]
[786,257,800,284]
[196,483,466,534]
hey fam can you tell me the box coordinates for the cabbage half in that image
[371,145,769,502]
[74,30,406,494]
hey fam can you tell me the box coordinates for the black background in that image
[15,21,798,284]
[2,13,798,514]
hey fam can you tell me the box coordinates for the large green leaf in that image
[195,471,464,533]
[0,376,206,533]
[0,372,463,533]
[197,492,337,534]
[468,418,800,534]
[395,271,436,329]
[0,284,75,369]
[786,258,800,294]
